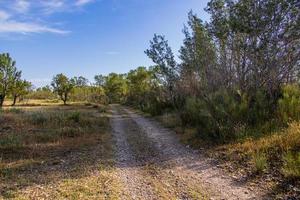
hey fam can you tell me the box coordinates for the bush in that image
[68,112,81,123]
[0,134,23,149]
[278,84,300,123]
[7,108,23,114]
[34,131,60,143]
[29,112,48,126]
[252,152,268,173]
[282,151,300,178]
[59,127,84,138]
[182,90,249,142]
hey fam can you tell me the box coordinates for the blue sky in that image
[0,0,210,87]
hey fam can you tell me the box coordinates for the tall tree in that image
[51,73,74,105]
[145,34,179,107]
[179,11,217,97]
[0,53,21,107]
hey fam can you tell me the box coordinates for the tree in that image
[51,73,74,105]
[94,75,106,87]
[104,73,127,103]
[126,67,152,109]
[145,34,179,108]
[0,53,22,107]
[10,79,32,106]
[71,76,89,87]
[179,11,217,97]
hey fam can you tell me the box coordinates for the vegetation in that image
[0,53,31,107]
[0,0,299,198]
[81,0,299,196]
[51,73,74,105]
[0,104,122,199]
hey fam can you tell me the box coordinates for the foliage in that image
[51,73,74,105]
[10,79,32,106]
[0,53,22,107]
[103,73,127,103]
[282,151,300,178]
[252,152,268,173]
[278,85,300,123]
[27,85,56,100]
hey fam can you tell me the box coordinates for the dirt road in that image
[110,105,268,200]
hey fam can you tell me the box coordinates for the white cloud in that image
[0,21,69,34]
[0,0,97,37]
[75,0,95,6]
[14,0,30,13]
[0,10,10,21]
[40,0,65,14]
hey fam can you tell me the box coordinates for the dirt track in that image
[110,105,268,200]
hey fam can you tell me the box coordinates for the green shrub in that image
[34,131,60,143]
[0,134,23,149]
[7,108,23,114]
[29,112,48,126]
[282,151,300,178]
[252,152,268,173]
[68,112,81,123]
[278,84,300,123]
[59,127,84,138]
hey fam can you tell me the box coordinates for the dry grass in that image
[156,111,300,198]
[229,122,300,155]
[0,103,122,199]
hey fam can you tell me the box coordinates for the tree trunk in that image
[0,95,5,107]
[63,93,68,105]
[12,95,18,106]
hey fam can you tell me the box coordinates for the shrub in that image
[68,112,81,123]
[282,151,300,178]
[29,112,48,126]
[0,134,23,149]
[59,127,84,138]
[7,108,23,114]
[278,84,300,123]
[252,152,268,173]
[34,131,60,143]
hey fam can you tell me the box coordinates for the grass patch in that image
[252,152,268,173]
[0,104,121,199]
[282,152,300,178]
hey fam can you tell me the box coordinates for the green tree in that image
[72,76,89,87]
[94,75,106,87]
[126,67,152,109]
[145,34,179,108]
[10,79,32,106]
[104,73,127,103]
[0,53,22,107]
[51,73,74,105]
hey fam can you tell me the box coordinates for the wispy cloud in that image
[0,20,69,35]
[13,0,30,13]
[0,0,97,37]
[0,10,10,21]
[0,8,68,35]
[75,0,95,6]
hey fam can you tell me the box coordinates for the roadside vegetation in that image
[0,103,122,199]
[0,0,299,198]
[69,0,298,198]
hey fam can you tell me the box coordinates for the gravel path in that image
[110,105,268,200]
